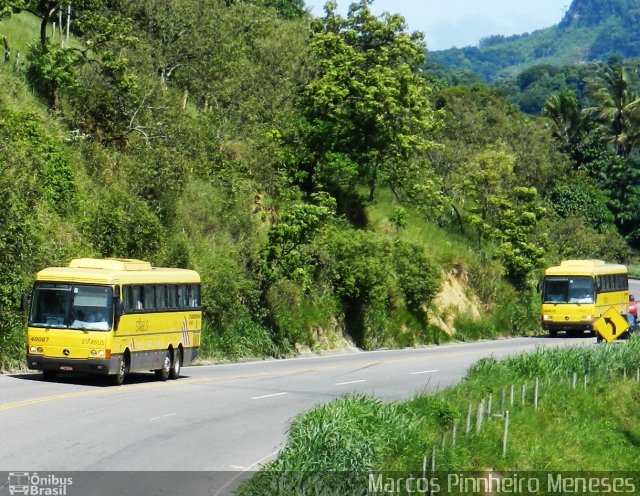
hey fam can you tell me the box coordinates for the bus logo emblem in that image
[8,472,29,495]
[63,349,70,356]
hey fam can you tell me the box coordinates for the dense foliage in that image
[0,0,637,368]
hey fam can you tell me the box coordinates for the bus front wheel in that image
[155,350,171,381]
[113,357,127,386]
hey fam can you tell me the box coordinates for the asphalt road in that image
[630,277,640,298]
[0,335,594,478]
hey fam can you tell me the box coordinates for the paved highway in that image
[0,336,594,476]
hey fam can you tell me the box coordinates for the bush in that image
[0,107,77,215]
[392,240,442,312]
[264,278,341,349]
[82,186,162,259]
[200,318,282,360]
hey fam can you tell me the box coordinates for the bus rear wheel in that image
[170,349,181,380]
[155,350,171,381]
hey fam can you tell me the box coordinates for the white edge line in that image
[149,412,176,421]
[409,369,439,375]
[335,379,367,386]
[213,449,281,496]
[251,392,288,400]
[192,338,520,369]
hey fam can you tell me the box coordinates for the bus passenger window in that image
[178,285,188,309]
[132,285,144,310]
[190,284,201,308]
[168,285,178,309]
[123,286,133,312]
[156,285,167,310]
[144,285,156,310]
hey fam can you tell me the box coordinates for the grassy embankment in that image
[240,337,640,494]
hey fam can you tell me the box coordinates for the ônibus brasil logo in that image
[7,473,72,496]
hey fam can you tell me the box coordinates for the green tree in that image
[584,62,640,158]
[494,187,546,288]
[263,193,336,289]
[239,0,305,19]
[283,0,439,216]
[542,89,587,154]
[547,182,614,232]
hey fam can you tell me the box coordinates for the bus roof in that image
[544,259,627,277]
[35,258,200,285]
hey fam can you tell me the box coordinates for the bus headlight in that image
[29,346,43,353]
[583,315,593,322]
[98,350,105,358]
[542,315,552,321]
[90,350,97,357]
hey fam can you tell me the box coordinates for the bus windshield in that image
[542,276,595,304]
[29,283,113,331]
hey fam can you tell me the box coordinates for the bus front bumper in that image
[26,354,122,375]
[541,322,594,332]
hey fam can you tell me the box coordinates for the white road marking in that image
[214,449,281,496]
[409,369,439,375]
[251,392,288,400]
[335,379,367,386]
[149,413,176,421]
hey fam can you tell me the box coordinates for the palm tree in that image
[584,63,640,158]
[542,89,585,154]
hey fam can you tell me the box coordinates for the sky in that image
[307,0,571,51]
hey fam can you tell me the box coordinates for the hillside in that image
[0,1,637,370]
[428,0,640,82]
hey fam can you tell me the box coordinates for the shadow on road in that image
[7,371,193,387]
[531,332,597,340]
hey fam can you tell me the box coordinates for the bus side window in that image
[144,285,156,311]
[190,284,201,308]
[123,286,133,312]
[132,285,144,310]
[156,285,167,310]
[168,284,178,309]
[178,285,188,309]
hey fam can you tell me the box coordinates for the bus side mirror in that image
[536,281,542,293]
[20,293,31,312]
[114,300,124,330]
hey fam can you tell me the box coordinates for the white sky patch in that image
[306,0,569,50]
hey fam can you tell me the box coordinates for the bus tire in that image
[112,355,128,386]
[170,348,181,380]
[155,350,171,381]
[42,370,57,381]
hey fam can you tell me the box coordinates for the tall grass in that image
[241,337,640,494]
[0,12,41,58]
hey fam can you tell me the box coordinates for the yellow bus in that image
[25,258,201,385]
[540,259,630,340]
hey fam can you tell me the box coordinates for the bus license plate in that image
[59,365,73,371]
